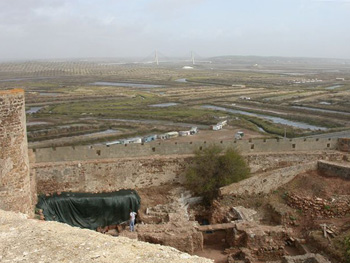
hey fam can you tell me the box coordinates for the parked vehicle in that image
[142,135,157,143]
[211,124,222,131]
[166,131,179,139]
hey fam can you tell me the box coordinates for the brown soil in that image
[136,184,175,208]
[194,244,228,263]
[135,184,178,222]
[269,171,350,262]
[284,170,350,198]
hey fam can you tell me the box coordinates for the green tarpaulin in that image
[36,190,141,230]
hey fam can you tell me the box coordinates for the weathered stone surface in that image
[338,138,350,152]
[0,89,33,217]
[197,223,236,232]
[234,222,291,249]
[33,156,189,194]
[32,137,339,163]
[0,209,212,263]
[233,206,258,222]
[318,160,350,180]
[220,162,317,196]
[33,152,347,197]
[137,220,204,255]
[282,253,331,263]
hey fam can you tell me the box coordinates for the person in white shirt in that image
[129,210,137,232]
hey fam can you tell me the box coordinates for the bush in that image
[185,145,250,204]
[344,236,350,263]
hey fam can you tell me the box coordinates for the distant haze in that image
[1,0,350,61]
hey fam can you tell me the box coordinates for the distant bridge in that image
[138,50,212,65]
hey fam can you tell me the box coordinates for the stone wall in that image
[219,162,317,196]
[338,138,350,152]
[0,89,33,217]
[318,160,350,180]
[32,137,338,163]
[33,151,345,195]
[34,156,190,194]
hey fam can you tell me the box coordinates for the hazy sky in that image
[1,0,350,60]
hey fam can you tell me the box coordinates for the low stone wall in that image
[318,160,350,180]
[219,162,318,196]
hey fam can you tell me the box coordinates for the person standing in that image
[129,210,137,232]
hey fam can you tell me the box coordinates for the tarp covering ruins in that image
[37,190,141,230]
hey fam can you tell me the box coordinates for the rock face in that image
[0,209,212,263]
[0,89,33,217]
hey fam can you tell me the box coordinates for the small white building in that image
[166,131,179,139]
[127,137,142,144]
[106,140,121,146]
[211,124,222,131]
[235,131,244,140]
[179,131,191,136]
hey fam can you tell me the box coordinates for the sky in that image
[0,0,350,60]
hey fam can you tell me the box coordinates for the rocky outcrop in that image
[0,209,212,263]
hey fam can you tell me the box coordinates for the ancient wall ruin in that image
[0,89,33,217]
[338,138,350,152]
[33,156,189,194]
[318,160,350,180]
[33,152,345,195]
[32,137,338,163]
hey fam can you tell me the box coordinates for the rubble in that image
[137,189,204,254]
[209,200,246,224]
[225,222,295,262]
[286,193,350,218]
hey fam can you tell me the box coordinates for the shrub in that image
[185,145,250,204]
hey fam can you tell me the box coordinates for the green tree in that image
[185,145,250,204]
